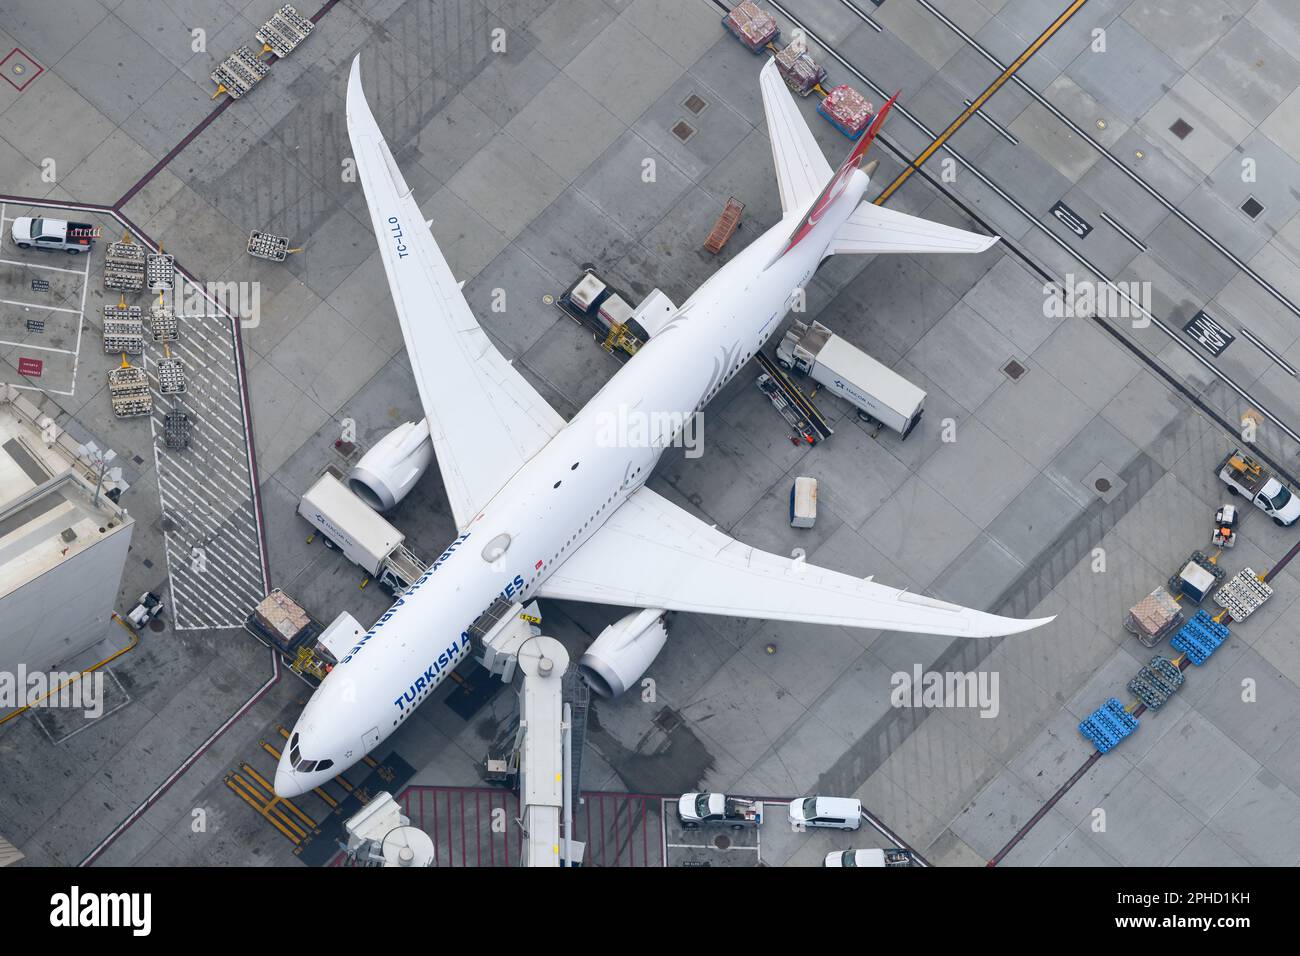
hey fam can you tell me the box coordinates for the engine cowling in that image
[346,418,434,511]
[578,609,668,698]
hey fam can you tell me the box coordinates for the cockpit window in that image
[317,759,334,772]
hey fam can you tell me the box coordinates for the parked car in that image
[788,795,862,831]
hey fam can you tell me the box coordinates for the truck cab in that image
[10,216,97,254]
[1218,450,1300,526]
[676,792,763,829]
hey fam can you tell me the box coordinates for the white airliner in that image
[274,57,1052,797]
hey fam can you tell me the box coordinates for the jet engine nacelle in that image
[346,418,434,511]
[577,608,668,698]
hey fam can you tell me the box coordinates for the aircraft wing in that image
[539,486,1053,638]
[759,58,833,216]
[347,57,564,529]
[830,200,1000,255]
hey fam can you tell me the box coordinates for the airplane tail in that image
[759,67,997,264]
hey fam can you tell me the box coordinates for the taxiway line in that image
[873,0,1089,205]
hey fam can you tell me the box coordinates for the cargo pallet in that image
[775,43,826,97]
[1127,656,1184,710]
[723,1,779,53]
[104,240,146,293]
[102,303,143,355]
[819,85,874,139]
[157,358,186,395]
[256,4,314,58]
[1170,610,1229,666]
[151,304,179,342]
[1078,697,1138,754]
[211,46,269,99]
[248,230,290,261]
[146,253,175,292]
[107,365,152,418]
[1214,568,1272,621]
[163,403,191,450]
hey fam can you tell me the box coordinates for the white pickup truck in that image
[1217,449,1300,526]
[10,216,98,254]
[676,792,763,830]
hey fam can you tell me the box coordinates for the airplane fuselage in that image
[275,171,869,796]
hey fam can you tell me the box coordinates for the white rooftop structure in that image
[0,385,134,676]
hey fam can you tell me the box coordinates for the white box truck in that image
[776,320,925,439]
[299,472,427,594]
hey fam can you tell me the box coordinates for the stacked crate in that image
[104,241,146,293]
[723,1,779,53]
[108,366,152,418]
[146,253,175,292]
[819,84,874,139]
[1078,698,1139,754]
[775,44,826,97]
[102,303,144,354]
[1171,610,1229,666]
[1214,568,1272,621]
[1127,657,1184,710]
[1124,585,1184,648]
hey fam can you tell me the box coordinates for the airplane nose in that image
[274,753,305,798]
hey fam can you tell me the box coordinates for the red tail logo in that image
[778,91,898,257]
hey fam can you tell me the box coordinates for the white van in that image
[788,795,862,831]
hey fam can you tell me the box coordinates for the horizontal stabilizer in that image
[830,201,999,255]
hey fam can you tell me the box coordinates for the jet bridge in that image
[472,598,584,866]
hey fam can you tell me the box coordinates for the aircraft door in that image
[362,726,381,753]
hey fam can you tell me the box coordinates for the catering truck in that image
[1217,449,1300,526]
[298,472,427,593]
[776,319,925,438]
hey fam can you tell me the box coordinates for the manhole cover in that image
[1241,196,1264,220]
[1002,358,1027,382]
[1083,463,1126,503]
[149,618,166,633]
[1169,118,1193,140]
[334,440,356,457]
[653,707,682,734]
[1094,477,1112,493]
[683,93,708,115]
[671,120,696,143]
[714,834,731,850]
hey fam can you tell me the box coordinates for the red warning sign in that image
[17,357,43,378]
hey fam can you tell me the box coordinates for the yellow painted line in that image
[226,776,303,843]
[0,613,139,727]
[875,0,1089,205]
[243,764,318,830]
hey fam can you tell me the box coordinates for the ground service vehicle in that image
[10,216,97,253]
[677,792,763,829]
[298,472,426,594]
[776,319,925,438]
[1217,449,1300,526]
[788,795,862,831]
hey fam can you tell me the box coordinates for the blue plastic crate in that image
[1079,697,1139,753]
[1171,610,1229,665]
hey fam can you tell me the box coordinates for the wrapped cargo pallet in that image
[819,84,874,139]
[723,0,779,54]
[1123,585,1184,648]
